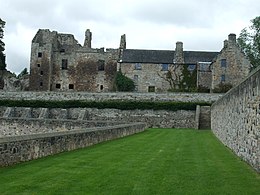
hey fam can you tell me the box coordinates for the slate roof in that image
[121,49,219,64]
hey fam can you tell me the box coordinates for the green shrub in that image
[114,71,135,92]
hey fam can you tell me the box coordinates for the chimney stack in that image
[228,33,236,44]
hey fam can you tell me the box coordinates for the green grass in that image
[0,129,259,195]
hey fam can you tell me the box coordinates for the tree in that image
[237,16,260,69]
[114,70,135,92]
[0,18,6,70]
[17,68,28,78]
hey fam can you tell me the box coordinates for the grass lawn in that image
[0,128,259,195]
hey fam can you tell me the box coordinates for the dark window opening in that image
[221,74,225,82]
[148,86,155,92]
[40,82,43,87]
[221,59,227,68]
[62,59,68,70]
[135,63,142,70]
[100,85,104,90]
[98,60,105,71]
[37,63,41,67]
[188,64,196,71]
[69,84,74,89]
[60,48,65,53]
[38,52,42,58]
[162,64,169,71]
[56,84,61,89]
[40,71,43,75]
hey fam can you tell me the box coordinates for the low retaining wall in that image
[211,66,260,172]
[0,91,222,103]
[0,107,196,129]
[0,118,124,137]
[0,123,146,167]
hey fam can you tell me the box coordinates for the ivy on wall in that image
[114,70,135,92]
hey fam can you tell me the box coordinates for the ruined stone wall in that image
[0,123,146,166]
[211,66,260,172]
[211,34,251,90]
[0,92,222,103]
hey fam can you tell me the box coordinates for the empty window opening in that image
[40,71,43,75]
[60,48,65,53]
[148,86,155,92]
[37,63,41,67]
[162,64,169,71]
[62,59,68,70]
[69,84,74,89]
[100,85,104,90]
[56,84,61,89]
[221,74,225,82]
[98,60,105,71]
[221,59,227,68]
[40,82,43,87]
[135,63,142,70]
[38,52,42,58]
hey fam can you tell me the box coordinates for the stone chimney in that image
[84,29,92,48]
[174,41,184,63]
[119,34,126,49]
[228,33,236,44]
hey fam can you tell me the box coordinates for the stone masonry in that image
[211,66,260,172]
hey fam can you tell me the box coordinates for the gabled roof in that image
[184,51,219,64]
[121,49,174,64]
[121,49,219,64]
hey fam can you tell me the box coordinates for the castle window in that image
[56,84,61,89]
[221,75,225,82]
[162,64,169,71]
[69,84,74,89]
[62,59,68,70]
[37,63,41,67]
[135,63,142,70]
[40,82,43,87]
[134,75,138,82]
[38,52,42,58]
[60,48,65,53]
[188,64,196,71]
[40,71,43,75]
[98,60,105,71]
[221,59,227,68]
[100,85,104,90]
[148,86,155,92]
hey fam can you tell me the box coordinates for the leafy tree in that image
[237,16,260,69]
[114,70,135,92]
[0,18,6,70]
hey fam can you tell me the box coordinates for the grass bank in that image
[0,129,259,194]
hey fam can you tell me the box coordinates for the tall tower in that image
[84,29,92,48]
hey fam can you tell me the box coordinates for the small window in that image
[148,86,155,92]
[62,59,68,70]
[134,75,138,81]
[37,63,41,67]
[69,84,74,89]
[162,64,169,71]
[100,85,104,90]
[38,52,42,58]
[40,71,43,75]
[135,63,142,70]
[188,64,196,71]
[98,60,105,71]
[40,82,43,87]
[60,48,65,53]
[221,75,225,82]
[221,59,227,68]
[56,84,61,89]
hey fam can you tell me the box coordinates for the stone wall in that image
[0,107,196,129]
[0,91,222,103]
[211,66,260,172]
[0,123,146,166]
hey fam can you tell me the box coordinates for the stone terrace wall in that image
[0,118,124,137]
[211,66,260,172]
[0,123,145,166]
[0,91,222,103]
[0,107,196,129]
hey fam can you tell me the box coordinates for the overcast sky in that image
[0,0,259,74]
